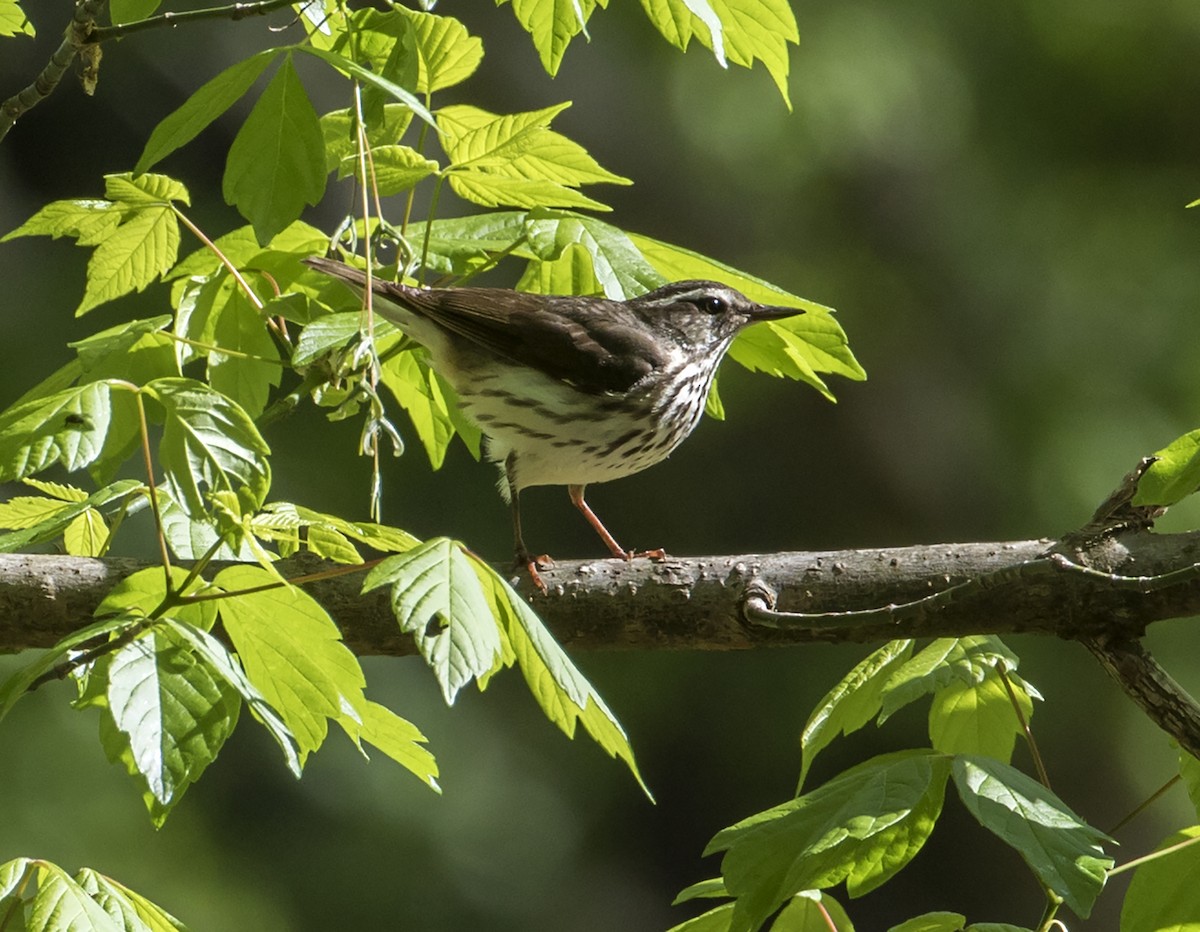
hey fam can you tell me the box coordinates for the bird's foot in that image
[618,547,668,562]
[515,551,554,593]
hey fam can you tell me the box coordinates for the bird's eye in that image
[698,296,726,314]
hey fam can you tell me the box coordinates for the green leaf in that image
[1179,752,1200,818]
[0,380,133,480]
[952,755,1112,917]
[167,220,328,282]
[709,750,952,932]
[772,892,856,931]
[406,210,534,275]
[292,311,366,367]
[799,640,914,789]
[75,869,189,932]
[639,0,725,64]
[100,628,240,824]
[2,198,120,244]
[352,144,439,195]
[517,242,602,297]
[928,674,1034,762]
[397,5,484,92]
[667,903,736,932]
[440,103,629,211]
[0,0,35,37]
[0,480,142,554]
[498,0,602,76]
[97,565,217,632]
[523,210,663,299]
[379,348,459,469]
[339,700,440,791]
[110,0,161,23]
[480,563,651,797]
[880,636,1020,723]
[294,45,437,128]
[362,538,504,705]
[0,615,138,723]
[214,565,367,761]
[145,378,272,517]
[70,316,179,387]
[63,508,109,556]
[888,913,966,932]
[136,51,279,173]
[1120,826,1200,932]
[320,104,414,173]
[75,196,181,316]
[164,618,301,776]
[222,55,327,245]
[28,861,122,932]
[1135,429,1200,506]
[105,172,191,208]
[673,878,728,904]
[208,288,282,418]
[705,0,797,106]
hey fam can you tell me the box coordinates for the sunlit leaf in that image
[952,755,1111,917]
[215,565,367,761]
[145,378,272,517]
[363,538,504,705]
[339,700,440,791]
[75,869,189,931]
[498,0,601,76]
[928,674,1034,762]
[799,640,914,789]
[223,55,327,245]
[1135,428,1200,506]
[28,861,121,931]
[1119,826,1200,932]
[0,0,35,37]
[397,5,484,92]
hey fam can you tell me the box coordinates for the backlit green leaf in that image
[397,5,483,92]
[215,565,367,761]
[100,627,240,822]
[0,0,35,37]
[952,755,1111,917]
[208,288,282,418]
[929,674,1033,762]
[340,700,440,791]
[145,378,272,516]
[523,210,663,299]
[0,380,131,480]
[1120,826,1200,932]
[223,56,327,245]
[880,637,1020,723]
[0,479,141,554]
[165,618,301,776]
[888,913,966,932]
[362,538,504,705]
[799,640,914,789]
[137,49,274,168]
[479,563,650,796]
[75,199,180,316]
[1135,429,1200,506]
[498,0,601,76]
[28,861,121,931]
[75,869,189,931]
[379,348,458,469]
[294,45,436,128]
[2,199,120,244]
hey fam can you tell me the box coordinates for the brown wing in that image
[307,258,667,395]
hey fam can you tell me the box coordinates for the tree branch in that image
[7,520,1200,753]
[0,0,298,143]
[0,0,108,143]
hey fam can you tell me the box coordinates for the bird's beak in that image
[748,303,805,323]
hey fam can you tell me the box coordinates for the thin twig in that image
[87,0,296,42]
[0,0,109,142]
[996,660,1051,790]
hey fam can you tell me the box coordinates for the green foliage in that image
[0,0,33,37]
[8,2,1174,930]
[0,857,187,931]
[1119,827,1200,931]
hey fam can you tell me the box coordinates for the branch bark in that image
[4,528,1200,655]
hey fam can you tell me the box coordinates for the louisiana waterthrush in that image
[305,256,803,585]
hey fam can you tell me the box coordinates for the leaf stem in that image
[1107,830,1200,877]
[419,175,446,285]
[173,207,266,312]
[996,660,1051,790]
[134,391,174,587]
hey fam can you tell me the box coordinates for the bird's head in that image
[629,280,803,351]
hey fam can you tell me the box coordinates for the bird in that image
[304,255,804,587]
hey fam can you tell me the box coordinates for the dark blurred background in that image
[3,1,1200,928]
